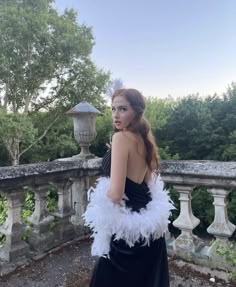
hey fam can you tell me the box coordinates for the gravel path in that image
[0,239,234,287]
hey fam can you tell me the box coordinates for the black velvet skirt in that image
[89,235,170,287]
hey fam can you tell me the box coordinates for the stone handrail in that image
[0,158,101,274]
[161,160,236,270]
[0,159,236,274]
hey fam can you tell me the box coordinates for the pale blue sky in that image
[54,0,236,98]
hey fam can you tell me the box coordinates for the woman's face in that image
[112,95,136,130]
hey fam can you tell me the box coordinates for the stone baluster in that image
[0,190,29,263]
[52,179,75,243]
[207,188,236,256]
[173,185,203,258]
[70,176,90,236]
[27,185,54,252]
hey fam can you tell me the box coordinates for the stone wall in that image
[0,158,235,274]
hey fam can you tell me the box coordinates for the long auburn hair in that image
[112,88,160,175]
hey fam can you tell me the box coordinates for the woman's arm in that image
[107,132,129,203]
[144,168,152,183]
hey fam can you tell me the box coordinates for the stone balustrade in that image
[161,160,236,269]
[0,158,101,274]
[0,158,235,275]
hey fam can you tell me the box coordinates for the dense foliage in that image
[0,0,110,165]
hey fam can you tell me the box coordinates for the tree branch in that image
[2,138,15,160]
[32,71,79,112]
[19,114,61,157]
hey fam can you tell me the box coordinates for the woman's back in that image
[122,131,149,184]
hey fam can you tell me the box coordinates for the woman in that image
[83,88,174,287]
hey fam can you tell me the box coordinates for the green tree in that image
[0,142,9,166]
[164,95,215,160]
[90,108,113,157]
[145,97,179,159]
[206,83,236,160]
[0,0,110,165]
[222,131,236,160]
[20,111,78,163]
[0,109,37,165]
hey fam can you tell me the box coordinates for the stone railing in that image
[0,158,101,274]
[0,158,235,274]
[161,160,236,270]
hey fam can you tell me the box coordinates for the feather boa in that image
[83,175,175,257]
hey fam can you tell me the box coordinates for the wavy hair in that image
[112,88,160,174]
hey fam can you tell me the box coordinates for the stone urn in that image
[66,101,101,159]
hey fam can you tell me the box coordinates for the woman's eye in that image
[112,107,126,112]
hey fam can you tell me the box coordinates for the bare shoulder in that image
[111,131,134,153]
[111,132,130,157]
[112,131,133,144]
[118,130,139,142]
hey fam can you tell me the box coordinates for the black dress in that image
[89,150,170,287]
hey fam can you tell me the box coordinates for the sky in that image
[54,0,236,99]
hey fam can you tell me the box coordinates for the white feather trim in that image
[83,175,175,257]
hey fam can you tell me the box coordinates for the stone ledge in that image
[0,158,102,190]
[0,158,103,180]
[1,159,235,181]
[161,160,236,179]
